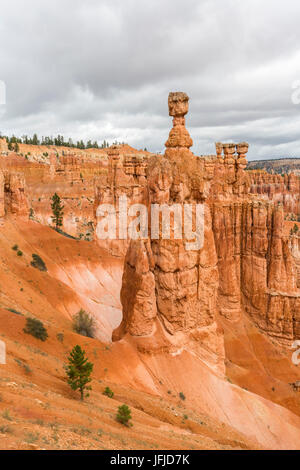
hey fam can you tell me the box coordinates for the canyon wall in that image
[249,171,300,219]
[111,93,300,363]
[0,140,150,239]
[93,146,148,256]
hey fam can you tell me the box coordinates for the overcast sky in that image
[1,0,300,160]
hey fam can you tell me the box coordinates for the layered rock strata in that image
[113,93,225,373]
[113,92,300,360]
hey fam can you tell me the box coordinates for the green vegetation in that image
[116,404,132,427]
[11,244,23,256]
[65,345,93,401]
[103,387,114,399]
[7,308,22,315]
[72,309,95,338]
[30,253,47,272]
[23,317,48,342]
[290,223,299,236]
[7,137,19,152]
[14,358,32,374]
[179,392,186,401]
[51,193,64,230]
[3,133,127,150]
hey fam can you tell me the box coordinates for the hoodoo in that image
[112,92,300,360]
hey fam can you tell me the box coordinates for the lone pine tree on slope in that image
[51,193,64,230]
[65,345,93,401]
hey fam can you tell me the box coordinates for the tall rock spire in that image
[165,92,193,159]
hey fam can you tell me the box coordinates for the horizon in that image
[2,133,300,162]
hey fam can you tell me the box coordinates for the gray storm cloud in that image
[0,0,300,159]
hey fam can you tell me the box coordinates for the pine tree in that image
[65,345,93,401]
[32,133,40,145]
[116,404,132,427]
[51,193,64,230]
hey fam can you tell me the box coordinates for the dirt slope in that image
[1,218,300,450]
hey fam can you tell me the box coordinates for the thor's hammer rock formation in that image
[113,92,300,375]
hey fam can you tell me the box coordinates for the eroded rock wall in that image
[0,146,150,239]
[249,171,300,218]
[113,93,225,373]
[113,92,300,367]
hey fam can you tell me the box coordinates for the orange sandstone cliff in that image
[113,92,300,352]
